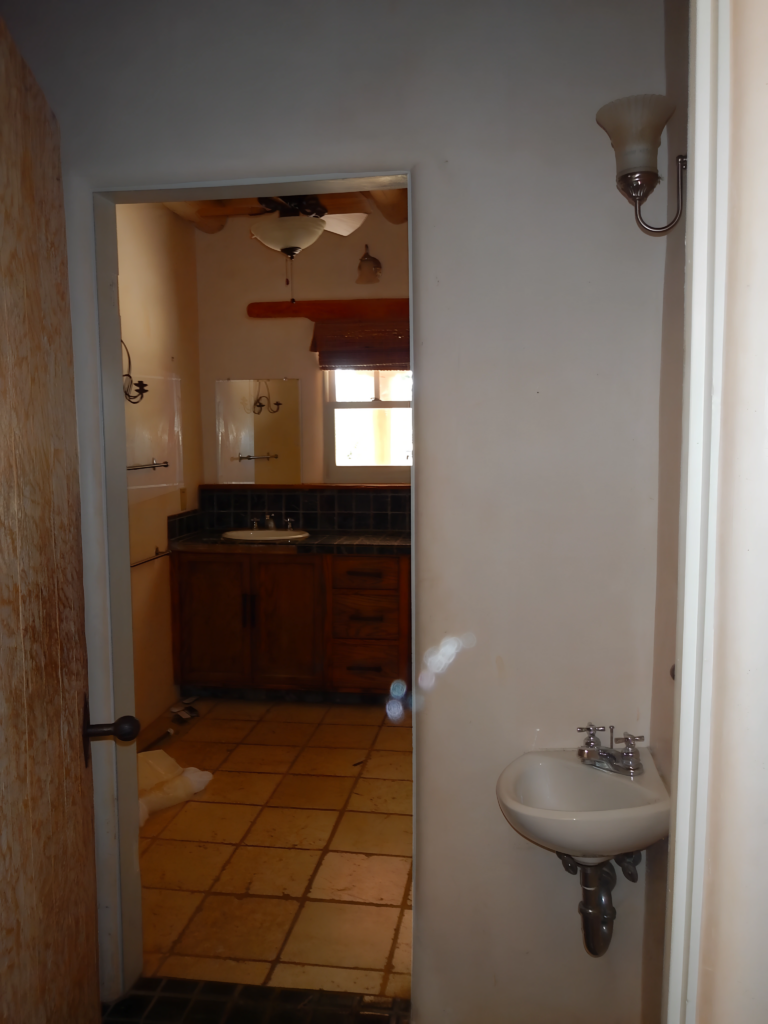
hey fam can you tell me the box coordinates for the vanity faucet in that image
[251,518,259,529]
[265,514,276,530]
[577,724,645,777]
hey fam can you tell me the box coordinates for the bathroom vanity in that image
[170,547,410,693]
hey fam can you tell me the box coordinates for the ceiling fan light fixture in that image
[250,212,326,259]
[356,244,382,284]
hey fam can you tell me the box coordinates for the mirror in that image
[216,378,301,484]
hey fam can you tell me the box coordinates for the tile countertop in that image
[170,531,411,557]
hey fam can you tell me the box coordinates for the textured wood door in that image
[173,554,252,687]
[252,555,324,689]
[0,19,101,1024]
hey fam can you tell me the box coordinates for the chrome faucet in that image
[265,514,276,530]
[251,518,259,529]
[576,724,645,777]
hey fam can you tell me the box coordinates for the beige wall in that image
[4,1,679,1017]
[116,203,203,727]
[195,206,408,482]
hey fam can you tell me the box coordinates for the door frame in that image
[87,170,413,999]
[663,1,730,1021]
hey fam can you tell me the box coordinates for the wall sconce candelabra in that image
[596,94,687,237]
[356,244,382,284]
[122,339,149,403]
[252,379,282,415]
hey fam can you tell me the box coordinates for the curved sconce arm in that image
[633,155,687,236]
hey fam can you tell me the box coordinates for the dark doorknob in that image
[82,696,141,767]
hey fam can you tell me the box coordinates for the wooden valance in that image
[310,320,410,370]
[246,298,411,370]
[246,298,409,322]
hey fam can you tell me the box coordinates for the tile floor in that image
[139,700,412,1001]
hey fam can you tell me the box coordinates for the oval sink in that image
[222,529,309,543]
[496,748,670,861]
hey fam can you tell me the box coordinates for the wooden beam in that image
[364,189,408,225]
[246,299,409,321]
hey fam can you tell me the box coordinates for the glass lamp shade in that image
[356,244,382,284]
[249,213,325,256]
[596,94,675,177]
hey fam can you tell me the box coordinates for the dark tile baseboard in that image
[102,977,410,1023]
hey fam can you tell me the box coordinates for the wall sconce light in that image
[122,339,148,404]
[356,244,382,284]
[252,379,282,415]
[596,94,687,236]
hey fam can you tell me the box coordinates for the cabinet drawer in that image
[331,640,400,691]
[333,592,400,640]
[332,556,398,590]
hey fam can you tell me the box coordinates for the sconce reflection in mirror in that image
[356,244,382,284]
[122,339,149,404]
[596,94,687,237]
[252,379,282,415]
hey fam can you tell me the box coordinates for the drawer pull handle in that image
[350,615,384,622]
[347,664,383,673]
[347,570,383,578]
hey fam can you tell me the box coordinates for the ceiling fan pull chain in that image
[285,254,290,288]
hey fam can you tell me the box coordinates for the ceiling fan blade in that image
[322,212,369,237]
[364,189,408,225]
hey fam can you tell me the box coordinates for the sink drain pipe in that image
[578,861,617,957]
[557,851,641,957]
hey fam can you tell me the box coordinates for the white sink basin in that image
[496,748,670,861]
[222,529,309,543]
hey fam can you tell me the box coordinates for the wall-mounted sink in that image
[496,748,669,862]
[222,529,309,543]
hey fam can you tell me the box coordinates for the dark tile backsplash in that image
[179,488,411,538]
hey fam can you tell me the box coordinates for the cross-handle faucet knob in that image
[576,723,605,749]
[615,732,645,749]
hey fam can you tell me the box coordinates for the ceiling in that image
[164,188,408,235]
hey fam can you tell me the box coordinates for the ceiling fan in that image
[248,194,368,259]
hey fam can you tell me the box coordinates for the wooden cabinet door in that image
[173,554,252,687]
[252,555,324,689]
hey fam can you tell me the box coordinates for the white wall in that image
[0,3,673,1020]
[194,205,408,482]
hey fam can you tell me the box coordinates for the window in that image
[324,369,412,480]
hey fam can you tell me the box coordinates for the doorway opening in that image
[94,174,414,1015]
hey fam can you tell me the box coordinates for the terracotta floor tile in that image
[142,953,165,977]
[140,803,184,839]
[207,701,272,721]
[214,846,320,897]
[348,779,412,815]
[244,808,339,850]
[323,706,385,726]
[142,889,203,953]
[268,774,354,810]
[263,704,328,724]
[406,883,412,907]
[159,956,270,986]
[385,974,411,999]
[222,744,299,774]
[361,751,412,781]
[269,964,382,995]
[290,747,368,777]
[161,802,258,844]
[282,903,399,969]
[140,839,234,891]
[189,699,218,717]
[309,852,411,905]
[139,838,154,855]
[374,728,413,752]
[243,721,317,746]
[183,719,255,743]
[330,812,412,856]
[192,770,281,805]
[308,724,378,748]
[391,910,412,973]
[384,709,412,729]
[160,740,236,771]
[175,894,298,960]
